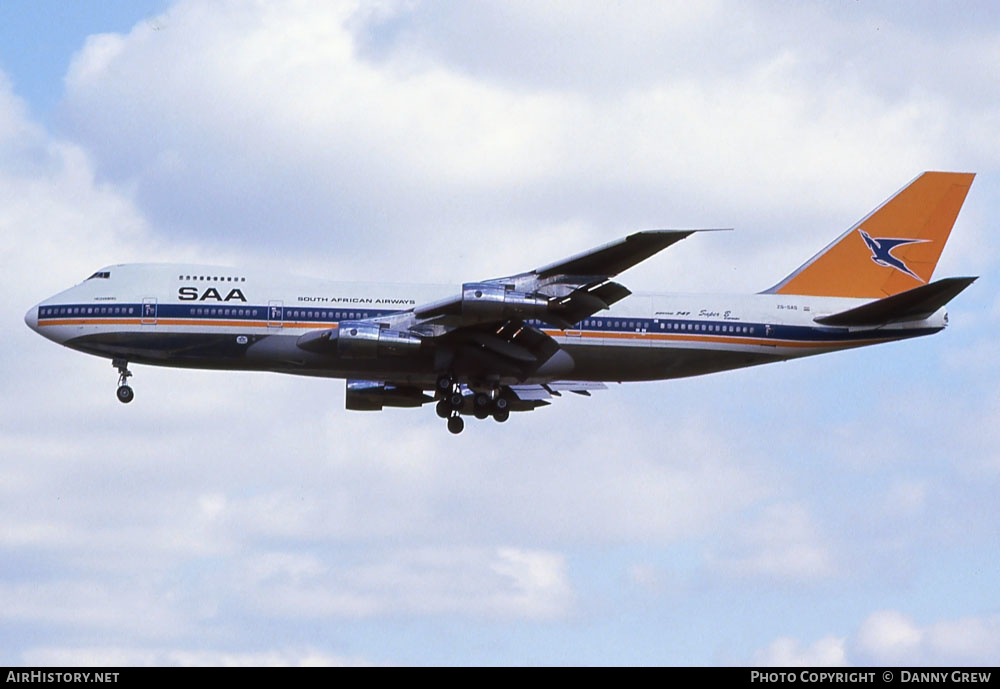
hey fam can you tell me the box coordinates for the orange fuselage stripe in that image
[39,319,887,350]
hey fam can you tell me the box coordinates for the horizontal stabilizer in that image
[814,276,977,327]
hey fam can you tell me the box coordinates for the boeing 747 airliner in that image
[25,172,976,433]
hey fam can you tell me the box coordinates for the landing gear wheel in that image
[447,415,465,434]
[473,392,492,419]
[492,394,510,422]
[116,385,134,404]
[435,399,450,419]
[435,374,453,398]
[112,358,133,403]
[448,391,465,411]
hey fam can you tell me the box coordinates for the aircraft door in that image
[141,298,157,325]
[268,300,283,328]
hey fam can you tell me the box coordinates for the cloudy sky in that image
[2,0,999,666]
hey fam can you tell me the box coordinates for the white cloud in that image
[855,610,924,662]
[21,646,372,667]
[233,546,574,621]
[0,581,192,639]
[927,616,1000,662]
[627,563,661,590]
[710,502,836,582]
[757,610,1000,666]
[856,611,1000,665]
[54,0,999,291]
[754,636,847,667]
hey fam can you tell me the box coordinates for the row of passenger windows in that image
[41,305,375,320]
[190,308,260,317]
[40,306,757,334]
[190,309,371,320]
[179,275,246,282]
[285,311,371,320]
[41,306,134,316]
[526,318,756,335]
[661,322,754,334]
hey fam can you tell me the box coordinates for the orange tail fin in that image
[766,172,975,298]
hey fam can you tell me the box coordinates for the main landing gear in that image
[434,375,510,434]
[435,375,466,435]
[113,358,134,404]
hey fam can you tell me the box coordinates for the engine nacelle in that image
[346,380,432,411]
[296,322,422,359]
[462,283,549,322]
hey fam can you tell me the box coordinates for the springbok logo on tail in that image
[858,230,930,282]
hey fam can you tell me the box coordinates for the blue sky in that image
[2,0,999,666]
[0,1,168,122]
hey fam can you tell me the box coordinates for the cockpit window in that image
[87,271,111,280]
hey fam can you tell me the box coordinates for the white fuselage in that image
[25,263,947,386]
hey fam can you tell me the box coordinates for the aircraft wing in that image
[528,230,721,280]
[298,229,723,389]
[413,229,727,329]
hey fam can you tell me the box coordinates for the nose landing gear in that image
[113,358,134,404]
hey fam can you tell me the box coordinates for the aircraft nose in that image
[24,304,38,332]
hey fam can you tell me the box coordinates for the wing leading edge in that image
[531,229,730,280]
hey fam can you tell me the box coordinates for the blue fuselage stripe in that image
[36,302,936,345]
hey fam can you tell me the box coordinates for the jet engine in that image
[345,380,433,411]
[461,282,549,322]
[296,322,422,359]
